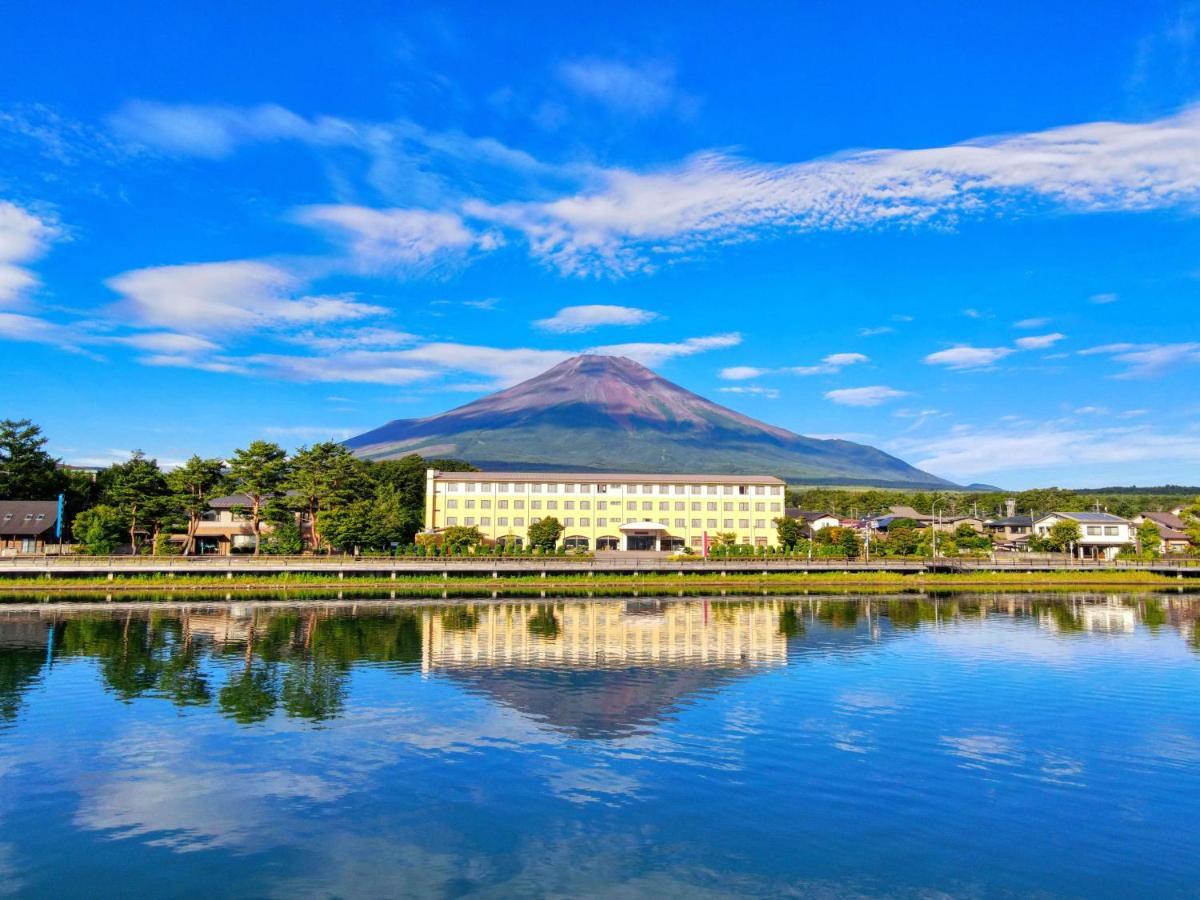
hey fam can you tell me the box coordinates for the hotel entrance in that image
[626,534,657,551]
[618,521,670,552]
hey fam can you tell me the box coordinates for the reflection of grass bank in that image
[0,569,1196,597]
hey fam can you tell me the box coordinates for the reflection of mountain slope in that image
[447,666,755,739]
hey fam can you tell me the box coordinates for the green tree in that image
[441,524,484,553]
[72,505,124,555]
[0,418,63,500]
[838,527,862,558]
[318,500,373,553]
[225,441,290,555]
[167,455,225,555]
[105,451,169,554]
[1137,519,1162,558]
[1044,519,1082,552]
[774,516,803,550]
[288,442,372,552]
[713,531,738,549]
[527,517,564,552]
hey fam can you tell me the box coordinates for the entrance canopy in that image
[618,521,669,532]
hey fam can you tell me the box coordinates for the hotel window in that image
[739,502,749,512]
[531,484,542,493]
[564,501,575,510]
[580,484,591,494]
[675,502,685,511]
[626,484,638,492]
[498,517,508,526]
[755,519,765,528]
[498,500,508,509]
[707,519,718,528]
[547,501,558,510]
[597,484,608,493]
[479,483,491,491]
[546,483,558,494]
[770,503,781,512]
[724,486,736,495]
[723,519,734,528]
[1087,526,1101,535]
[739,519,749,529]
[642,484,654,494]
[691,519,701,528]
[755,502,765,512]
[580,501,590,510]
[580,517,590,526]
[481,499,491,509]
[564,484,575,493]
[707,502,717,511]
[738,485,748,495]
[464,483,475,493]
[707,486,718,495]
[565,518,575,527]
[481,517,491,526]
[642,501,653,511]
[770,486,782,495]
[627,501,638,510]
[447,499,458,509]
[691,502,701,511]
[691,485,702,495]
[514,500,525,509]
[465,500,476,509]
[659,502,669,511]
[597,501,607,510]
[597,517,607,526]
[1104,526,1119,536]
[514,517,525,526]
[755,486,765,495]
[675,518,686,528]
[446,516,458,525]
[723,502,733,512]
[465,517,475,526]
[498,483,509,493]
[531,501,542,510]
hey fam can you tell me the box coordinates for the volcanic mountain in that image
[345,355,951,486]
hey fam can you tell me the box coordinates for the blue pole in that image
[56,493,64,541]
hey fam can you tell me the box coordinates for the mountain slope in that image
[345,355,952,487]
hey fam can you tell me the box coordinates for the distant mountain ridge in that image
[345,354,953,487]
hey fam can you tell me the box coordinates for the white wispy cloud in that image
[1014,317,1049,329]
[1090,292,1119,304]
[0,201,59,306]
[859,326,894,337]
[719,353,868,380]
[466,103,1200,276]
[1014,332,1066,350]
[1079,342,1200,378]
[588,333,741,366]
[533,304,661,333]
[824,385,909,407]
[923,345,1015,370]
[294,204,482,273]
[718,385,779,399]
[894,424,1200,480]
[558,58,691,117]
[106,260,387,334]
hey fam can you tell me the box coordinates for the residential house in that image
[1132,511,1194,555]
[784,509,841,535]
[985,500,1033,550]
[0,500,59,554]
[1032,512,1134,560]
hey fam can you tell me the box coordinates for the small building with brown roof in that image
[0,500,60,554]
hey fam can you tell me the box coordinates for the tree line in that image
[1,419,475,555]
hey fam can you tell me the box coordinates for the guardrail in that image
[0,554,1197,574]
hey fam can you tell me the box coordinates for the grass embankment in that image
[0,569,1193,596]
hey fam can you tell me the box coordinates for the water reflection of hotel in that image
[421,600,788,672]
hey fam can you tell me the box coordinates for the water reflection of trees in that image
[1,595,1199,727]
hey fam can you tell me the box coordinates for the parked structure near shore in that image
[424,470,787,552]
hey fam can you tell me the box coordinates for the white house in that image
[1032,512,1134,560]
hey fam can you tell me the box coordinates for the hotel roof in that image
[430,471,786,485]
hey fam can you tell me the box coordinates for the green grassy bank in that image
[0,569,1195,596]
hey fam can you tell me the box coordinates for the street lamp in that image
[931,503,941,558]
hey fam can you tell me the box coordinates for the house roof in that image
[784,509,837,522]
[0,500,58,537]
[888,505,932,520]
[431,471,786,486]
[1141,511,1187,530]
[1036,512,1130,524]
[987,515,1034,527]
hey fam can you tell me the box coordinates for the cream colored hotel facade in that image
[424,470,787,551]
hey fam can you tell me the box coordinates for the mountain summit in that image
[345,354,950,486]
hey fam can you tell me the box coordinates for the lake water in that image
[1,592,1199,898]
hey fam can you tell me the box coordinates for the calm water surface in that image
[1,592,1199,898]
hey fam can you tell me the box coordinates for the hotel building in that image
[424,470,788,551]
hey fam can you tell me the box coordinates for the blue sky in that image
[2,0,1199,488]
